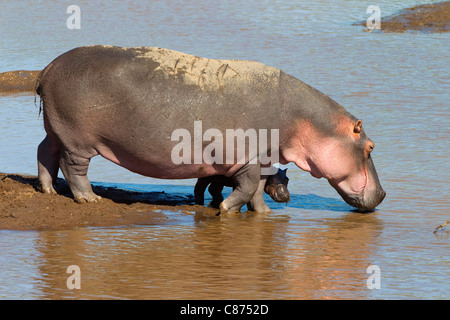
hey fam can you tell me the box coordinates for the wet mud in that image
[0,70,40,93]
[355,1,450,33]
[0,172,217,231]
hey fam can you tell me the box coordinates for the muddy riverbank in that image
[0,172,216,231]
[0,70,40,93]
[356,1,450,32]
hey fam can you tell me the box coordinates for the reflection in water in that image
[289,213,383,299]
[30,210,382,300]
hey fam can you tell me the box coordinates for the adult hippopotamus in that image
[36,45,385,213]
[195,168,290,209]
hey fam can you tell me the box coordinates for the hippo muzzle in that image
[330,156,386,212]
[337,187,386,212]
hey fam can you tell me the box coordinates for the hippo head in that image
[325,119,386,211]
[280,117,386,211]
[264,168,290,203]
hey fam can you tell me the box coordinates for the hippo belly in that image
[94,143,226,179]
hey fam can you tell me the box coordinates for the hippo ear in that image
[354,120,362,134]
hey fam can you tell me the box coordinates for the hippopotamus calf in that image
[36,45,385,213]
[195,168,290,209]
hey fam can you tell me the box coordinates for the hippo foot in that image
[74,193,102,204]
[209,200,222,209]
[247,202,271,213]
[219,202,240,215]
[39,185,57,195]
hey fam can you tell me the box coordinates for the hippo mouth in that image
[330,173,386,212]
[266,184,290,203]
[339,189,386,212]
[329,160,386,212]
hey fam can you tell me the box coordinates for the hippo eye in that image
[366,142,375,153]
[365,143,374,159]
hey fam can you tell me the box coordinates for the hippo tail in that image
[34,63,53,117]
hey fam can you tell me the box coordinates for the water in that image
[0,0,449,299]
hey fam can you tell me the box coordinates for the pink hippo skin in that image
[36,46,385,213]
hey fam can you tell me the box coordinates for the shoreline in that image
[355,1,450,33]
[0,70,40,93]
[0,172,217,231]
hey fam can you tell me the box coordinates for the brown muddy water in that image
[0,0,449,299]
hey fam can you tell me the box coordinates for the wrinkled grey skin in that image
[195,168,290,210]
[36,45,385,213]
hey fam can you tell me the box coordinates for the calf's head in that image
[264,168,290,203]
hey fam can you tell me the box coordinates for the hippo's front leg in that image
[247,176,271,213]
[219,163,260,214]
[208,181,225,208]
[194,177,209,205]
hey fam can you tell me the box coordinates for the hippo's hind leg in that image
[219,163,260,214]
[37,134,60,195]
[59,148,101,203]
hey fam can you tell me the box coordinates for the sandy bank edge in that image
[355,1,450,32]
[0,172,218,231]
